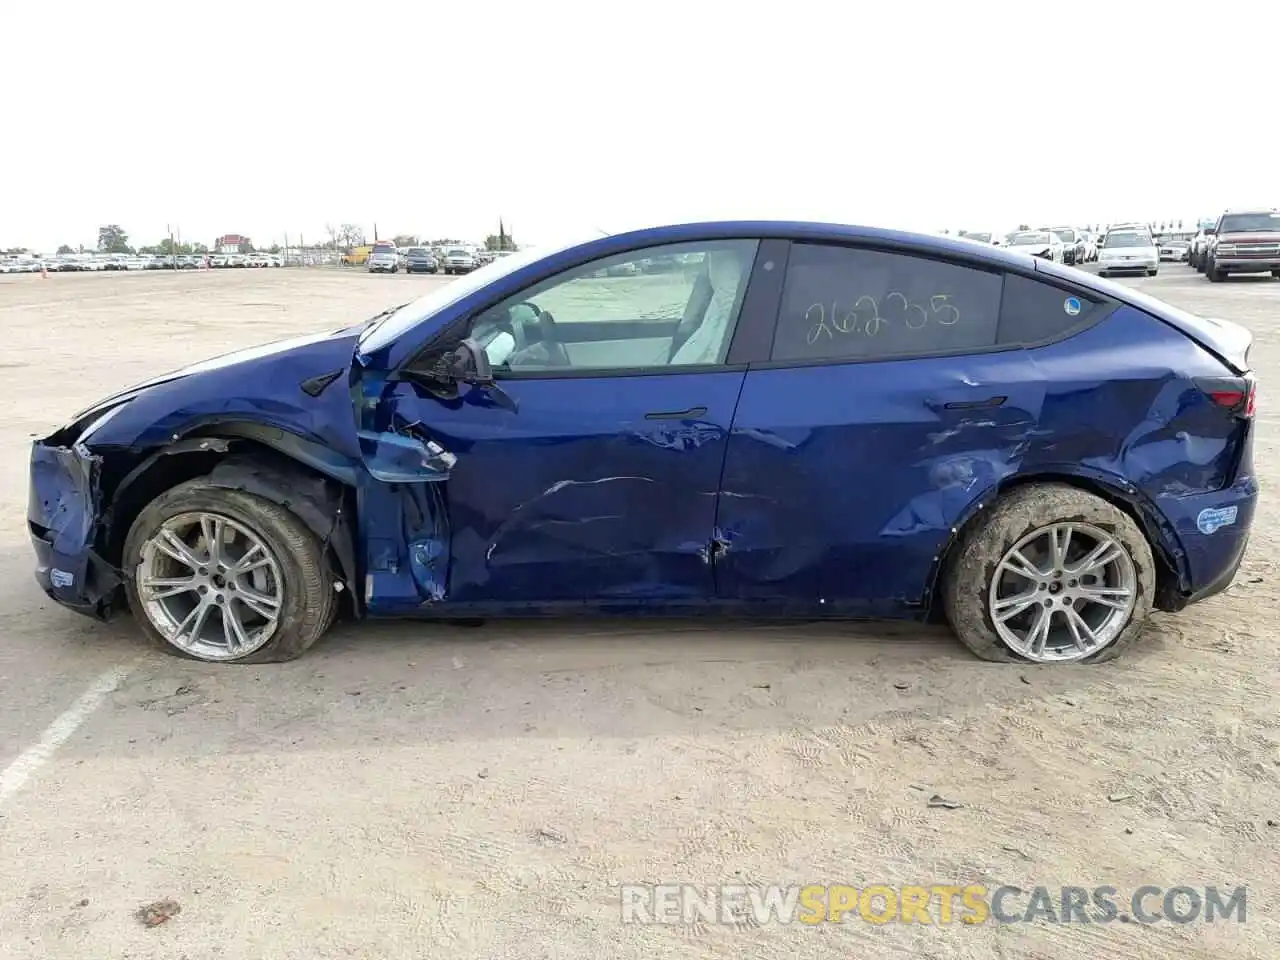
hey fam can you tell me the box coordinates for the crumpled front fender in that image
[28,441,122,616]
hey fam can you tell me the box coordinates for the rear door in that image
[715,241,1058,612]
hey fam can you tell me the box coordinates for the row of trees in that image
[38,220,516,259]
[43,226,279,257]
[322,220,517,252]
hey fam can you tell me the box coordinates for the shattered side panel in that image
[28,330,369,620]
[29,442,121,614]
[353,369,745,611]
[717,350,1043,610]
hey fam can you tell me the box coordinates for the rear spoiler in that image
[1159,312,1253,374]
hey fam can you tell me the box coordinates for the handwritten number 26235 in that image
[805,294,960,344]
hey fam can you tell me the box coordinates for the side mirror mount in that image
[447,337,494,386]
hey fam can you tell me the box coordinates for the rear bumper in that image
[1157,473,1258,610]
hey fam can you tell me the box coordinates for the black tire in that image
[942,483,1155,664]
[1272,270,1280,280]
[122,478,338,663]
[1207,263,1224,282]
[1146,268,1157,277]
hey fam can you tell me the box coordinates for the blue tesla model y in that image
[30,221,1257,665]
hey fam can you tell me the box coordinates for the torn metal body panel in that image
[352,368,747,611]
[28,327,368,617]
[29,442,121,616]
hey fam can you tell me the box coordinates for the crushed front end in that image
[28,438,122,618]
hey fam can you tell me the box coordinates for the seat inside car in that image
[668,250,747,364]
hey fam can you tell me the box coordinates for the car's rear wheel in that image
[123,479,338,663]
[943,484,1154,664]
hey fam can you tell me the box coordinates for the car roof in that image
[598,219,1045,269]
[558,218,1156,307]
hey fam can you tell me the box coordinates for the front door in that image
[357,238,762,613]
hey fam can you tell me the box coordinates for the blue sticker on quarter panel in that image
[1197,506,1238,535]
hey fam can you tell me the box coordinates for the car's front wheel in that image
[943,484,1154,664]
[123,479,338,663]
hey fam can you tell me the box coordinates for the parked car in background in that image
[1007,230,1065,261]
[367,243,400,274]
[1079,232,1098,262]
[404,247,439,274]
[958,230,1005,247]
[1203,208,1280,283]
[1098,230,1159,277]
[30,220,1258,668]
[443,247,478,274]
[1047,227,1085,265]
[1158,239,1190,262]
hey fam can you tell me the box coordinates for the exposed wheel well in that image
[925,472,1182,623]
[98,437,360,617]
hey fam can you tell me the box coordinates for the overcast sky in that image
[2,1,1275,252]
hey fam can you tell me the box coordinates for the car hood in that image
[1217,231,1280,243]
[68,325,365,422]
[1009,243,1051,254]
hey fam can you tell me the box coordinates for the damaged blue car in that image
[29,221,1258,664]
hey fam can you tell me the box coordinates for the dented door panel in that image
[357,371,746,610]
[718,350,1045,609]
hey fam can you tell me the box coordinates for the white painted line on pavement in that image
[0,664,131,807]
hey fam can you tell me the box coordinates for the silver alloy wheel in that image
[136,512,284,661]
[988,521,1137,663]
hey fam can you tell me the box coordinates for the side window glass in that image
[468,239,759,373]
[771,245,1003,362]
[997,274,1103,345]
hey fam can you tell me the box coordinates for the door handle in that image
[645,406,707,420]
[940,396,1007,410]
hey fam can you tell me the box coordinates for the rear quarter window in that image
[771,244,1003,362]
[996,273,1105,345]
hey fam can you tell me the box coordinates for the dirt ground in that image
[0,265,1277,959]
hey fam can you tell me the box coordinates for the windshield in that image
[373,245,395,255]
[1104,232,1149,248]
[447,248,469,257]
[408,248,427,256]
[1218,212,1280,233]
[1009,232,1050,245]
[1053,230,1075,242]
[358,237,583,355]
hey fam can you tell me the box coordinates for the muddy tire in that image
[943,484,1155,664]
[123,478,338,663]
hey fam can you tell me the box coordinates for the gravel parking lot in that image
[0,265,1277,959]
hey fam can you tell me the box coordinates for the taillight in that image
[1197,376,1255,418]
